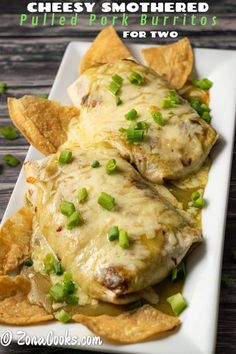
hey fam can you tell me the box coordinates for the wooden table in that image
[0,1,236,353]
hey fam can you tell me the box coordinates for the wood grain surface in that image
[0,1,236,353]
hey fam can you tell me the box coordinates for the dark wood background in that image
[0,1,236,353]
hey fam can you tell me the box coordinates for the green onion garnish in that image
[189,97,212,124]
[108,226,119,241]
[53,262,64,275]
[161,90,182,109]
[167,293,187,316]
[91,160,100,168]
[43,253,64,275]
[59,151,73,166]
[65,294,79,305]
[0,83,8,94]
[231,248,236,261]
[108,81,120,96]
[125,109,138,121]
[24,257,33,267]
[134,121,149,131]
[151,111,165,126]
[66,211,81,230]
[49,273,77,303]
[126,128,144,142]
[112,74,123,86]
[116,96,122,106]
[221,273,229,287]
[49,282,65,302]
[60,201,76,217]
[171,262,186,282]
[202,111,212,124]
[39,94,48,99]
[191,191,200,201]
[43,253,57,273]
[63,279,76,294]
[78,187,88,204]
[191,191,205,208]
[119,229,130,249]
[105,159,117,174]
[3,154,20,167]
[55,309,71,323]
[192,78,213,90]
[128,72,144,86]
[97,192,115,211]
[0,126,18,140]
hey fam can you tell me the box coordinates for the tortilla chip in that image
[8,96,80,155]
[80,26,133,74]
[0,276,53,324]
[142,38,193,89]
[179,82,210,104]
[0,206,33,275]
[73,305,180,343]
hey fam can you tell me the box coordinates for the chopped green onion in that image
[91,160,100,168]
[221,273,229,287]
[191,191,205,209]
[60,201,76,217]
[24,257,33,267]
[231,248,236,261]
[161,90,182,109]
[167,293,187,316]
[59,151,73,166]
[171,262,186,282]
[116,96,122,106]
[119,229,130,249]
[108,81,120,96]
[63,279,76,295]
[0,83,8,94]
[134,121,149,131]
[0,126,18,140]
[39,94,48,99]
[108,226,119,241]
[63,272,72,282]
[189,97,212,124]
[78,187,88,204]
[193,197,205,208]
[3,154,20,167]
[202,111,212,124]
[105,159,117,174]
[128,72,144,86]
[151,111,165,126]
[192,78,213,90]
[126,128,144,142]
[43,253,63,275]
[125,109,138,121]
[53,262,64,275]
[127,300,143,311]
[65,294,79,305]
[55,309,71,323]
[119,127,127,133]
[66,211,81,230]
[97,192,115,211]
[43,253,57,273]
[112,74,123,86]
[191,191,201,202]
[49,283,65,302]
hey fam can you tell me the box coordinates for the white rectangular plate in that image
[1,42,236,354]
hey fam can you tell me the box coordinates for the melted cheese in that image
[67,60,217,183]
[25,144,201,303]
